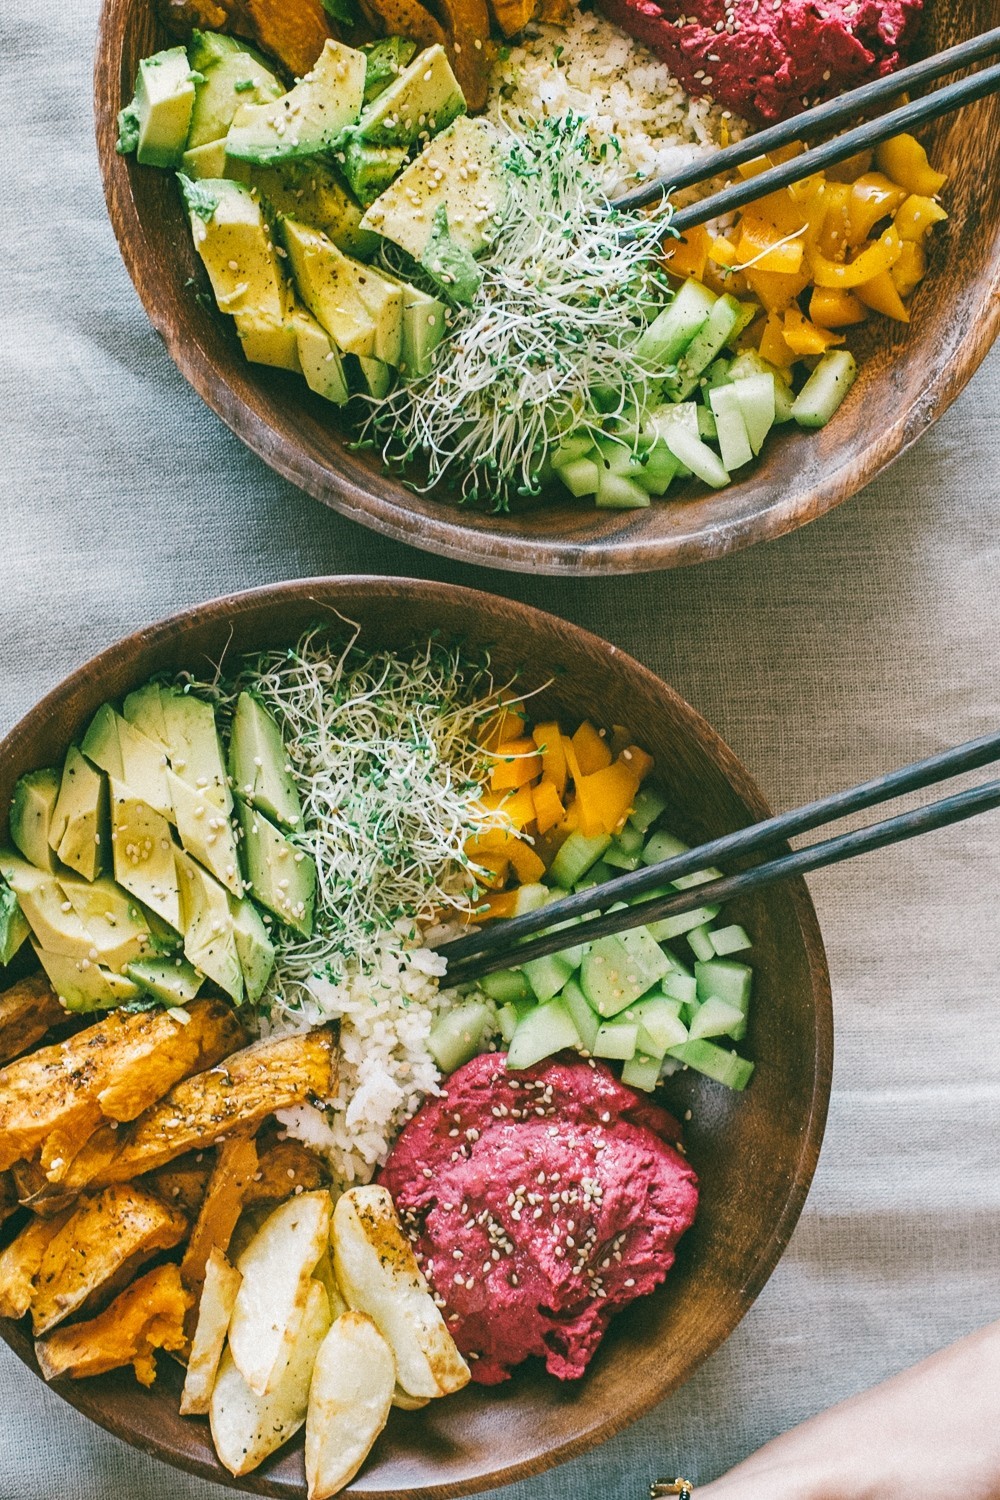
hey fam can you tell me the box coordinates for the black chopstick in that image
[612,26,1000,213]
[443,776,1000,984]
[663,59,1000,236]
[438,730,1000,973]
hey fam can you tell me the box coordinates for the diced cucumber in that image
[629,785,668,834]
[593,1020,638,1061]
[661,970,698,1005]
[637,278,717,368]
[660,942,693,976]
[497,1001,521,1044]
[637,440,679,496]
[791,350,858,429]
[624,995,688,1057]
[428,999,492,1073]
[550,433,595,469]
[507,996,580,1070]
[642,829,688,865]
[604,839,642,872]
[726,299,759,346]
[709,383,753,471]
[574,858,615,892]
[710,923,752,956]
[696,405,718,442]
[671,865,723,890]
[673,295,742,400]
[645,400,698,442]
[580,929,671,1016]
[557,457,601,498]
[688,996,744,1040]
[522,950,576,1004]
[687,924,716,962]
[732,374,775,455]
[727,350,795,422]
[549,831,612,889]
[695,957,752,1040]
[512,883,550,917]
[621,1050,663,1092]
[480,968,533,1005]
[646,903,721,941]
[668,1038,754,1091]
[660,425,730,489]
[614,822,644,857]
[562,977,600,1052]
[595,435,648,480]
[702,357,733,394]
[596,471,651,510]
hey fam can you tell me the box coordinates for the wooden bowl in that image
[94,0,1000,574]
[0,578,832,1495]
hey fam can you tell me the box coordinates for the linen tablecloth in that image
[2,3,999,1495]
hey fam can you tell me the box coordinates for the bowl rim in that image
[0,576,834,1495]
[92,1,1000,577]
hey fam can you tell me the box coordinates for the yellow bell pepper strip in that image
[891,240,927,299]
[874,134,946,197]
[783,307,845,355]
[663,224,710,280]
[846,173,909,245]
[571,721,612,775]
[469,851,511,889]
[490,736,543,791]
[807,224,902,288]
[757,310,797,372]
[478,700,527,751]
[506,838,547,883]
[824,148,873,183]
[856,270,910,323]
[531,776,565,835]
[817,180,851,258]
[531,721,567,797]
[709,235,739,268]
[743,265,811,313]
[894,194,948,243]
[475,889,520,922]
[619,745,654,782]
[809,286,868,328]
[573,760,642,838]
[736,216,805,275]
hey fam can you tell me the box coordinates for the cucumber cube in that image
[513,883,550,917]
[668,1038,754,1091]
[624,995,688,1057]
[557,457,601,498]
[549,832,612,889]
[596,472,651,510]
[522,950,577,1003]
[637,278,717,368]
[710,923,752,956]
[593,1021,638,1061]
[428,999,492,1073]
[506,996,580,1070]
[661,971,698,1005]
[614,823,645,857]
[732,374,775,455]
[662,425,731,488]
[580,929,671,1016]
[646,903,721,941]
[791,350,858,429]
[673,294,743,400]
[708,383,753,471]
[621,1050,663,1092]
[550,434,595,468]
[695,957,752,1040]
[637,440,679,496]
[629,786,668,833]
[562,977,600,1052]
[696,404,718,441]
[642,829,689,865]
[687,924,716,962]
[497,1001,521,1044]
[688,996,744,1041]
[480,968,533,1005]
[604,839,642,873]
[574,858,615,892]
[671,866,723,890]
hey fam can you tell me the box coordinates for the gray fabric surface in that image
[3,1,1000,1495]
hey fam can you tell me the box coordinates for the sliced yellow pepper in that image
[490,737,542,791]
[824,148,873,184]
[571,720,612,775]
[847,173,909,245]
[890,240,927,299]
[709,235,739,268]
[736,215,805,274]
[663,224,710,280]
[506,838,546,883]
[531,776,565,835]
[782,307,845,355]
[574,760,641,838]
[894,193,948,243]
[856,269,910,323]
[531,720,567,797]
[874,134,946,197]
[809,286,868,328]
[757,311,797,374]
[807,225,902,287]
[743,265,810,313]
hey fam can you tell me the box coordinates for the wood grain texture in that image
[0,579,833,1495]
[94,1,1000,574]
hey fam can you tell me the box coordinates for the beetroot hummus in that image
[379,1052,698,1384]
[594,0,924,122]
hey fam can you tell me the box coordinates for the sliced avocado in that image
[229,895,276,1003]
[245,158,377,258]
[160,689,232,810]
[336,137,408,209]
[59,876,154,973]
[167,769,242,897]
[182,138,252,181]
[175,849,244,1002]
[229,693,302,829]
[33,944,140,1014]
[81,703,124,779]
[361,37,418,104]
[282,219,382,359]
[186,31,284,149]
[0,852,94,957]
[237,799,315,937]
[351,262,404,366]
[360,116,504,263]
[109,782,181,932]
[352,354,393,398]
[82,705,172,821]
[420,203,482,304]
[10,768,62,873]
[373,269,447,377]
[233,305,302,370]
[180,176,289,322]
[293,304,351,405]
[126,954,205,1007]
[225,40,367,166]
[117,46,196,169]
[0,878,30,966]
[122,681,170,749]
[354,44,465,152]
[49,745,109,881]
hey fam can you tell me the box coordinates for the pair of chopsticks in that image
[610,27,1000,234]
[436,731,1000,986]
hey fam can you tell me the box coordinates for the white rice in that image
[487,4,745,196]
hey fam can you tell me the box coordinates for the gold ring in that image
[651,1480,693,1500]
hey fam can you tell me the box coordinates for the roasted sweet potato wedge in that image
[244,1137,330,1206]
[433,0,491,108]
[0,973,66,1067]
[359,0,445,50]
[0,1208,74,1320]
[158,0,333,77]
[29,1184,188,1336]
[0,1169,17,1227]
[146,1152,214,1217]
[35,1263,193,1386]
[0,999,245,1176]
[57,1028,338,1192]
[181,1132,259,1300]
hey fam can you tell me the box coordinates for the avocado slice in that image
[420,204,483,304]
[237,799,315,937]
[126,954,205,1007]
[33,945,140,1014]
[186,30,284,150]
[233,306,302,371]
[122,681,170,749]
[229,693,302,830]
[117,46,197,169]
[175,849,244,1002]
[49,745,109,881]
[0,878,29,966]
[354,45,465,153]
[247,159,378,258]
[82,704,173,821]
[337,138,408,210]
[160,688,232,810]
[282,219,399,361]
[225,39,367,166]
[0,852,95,957]
[182,138,252,182]
[166,769,242,897]
[229,894,276,1003]
[360,115,504,264]
[293,304,351,405]
[59,876,154,972]
[361,37,418,105]
[377,271,447,377]
[180,176,289,323]
[110,782,181,932]
[10,768,62,872]
[352,354,393,398]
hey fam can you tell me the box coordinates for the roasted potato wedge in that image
[211,1278,331,1475]
[305,1311,395,1500]
[35,1263,192,1386]
[158,0,333,76]
[392,1384,430,1410]
[332,1186,470,1400]
[181,1132,258,1300]
[180,1248,243,1417]
[0,1208,74,1319]
[0,973,66,1066]
[55,1027,337,1193]
[29,1184,188,1336]
[0,999,244,1175]
[229,1189,332,1396]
